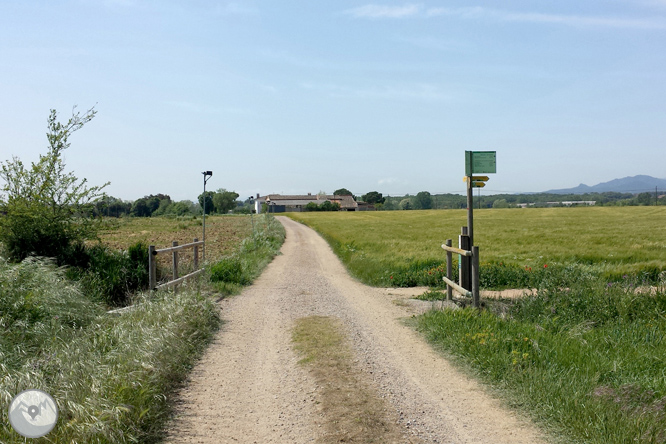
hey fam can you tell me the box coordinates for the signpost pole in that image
[466,176,473,246]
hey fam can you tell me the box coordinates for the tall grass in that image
[1,213,285,442]
[0,257,220,443]
[209,214,285,294]
[417,273,666,443]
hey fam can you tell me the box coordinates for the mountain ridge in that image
[543,175,666,194]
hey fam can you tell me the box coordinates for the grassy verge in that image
[292,316,403,443]
[0,258,220,443]
[1,214,285,443]
[417,276,666,444]
[208,214,285,295]
[288,207,666,288]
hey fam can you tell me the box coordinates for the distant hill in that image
[544,175,666,194]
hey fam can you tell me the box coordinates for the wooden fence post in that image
[172,241,179,293]
[149,245,156,290]
[472,246,480,308]
[446,239,453,301]
[193,238,199,270]
[460,227,471,291]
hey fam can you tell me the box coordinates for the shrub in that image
[209,256,249,285]
[66,242,149,307]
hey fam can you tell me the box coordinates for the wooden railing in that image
[441,238,480,307]
[149,238,204,291]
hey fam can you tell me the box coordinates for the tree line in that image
[93,189,248,218]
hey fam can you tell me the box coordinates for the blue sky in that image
[1,1,665,202]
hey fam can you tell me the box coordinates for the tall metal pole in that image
[201,171,212,261]
[202,175,207,261]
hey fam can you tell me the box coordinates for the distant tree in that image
[362,191,385,204]
[399,199,412,210]
[152,198,172,216]
[320,201,340,211]
[212,189,240,214]
[305,201,340,212]
[198,191,215,215]
[636,192,653,206]
[414,191,432,210]
[333,188,353,196]
[131,198,151,217]
[94,195,131,217]
[163,201,192,216]
[382,198,396,211]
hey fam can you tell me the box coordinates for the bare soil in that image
[165,217,548,443]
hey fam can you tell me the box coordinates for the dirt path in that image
[165,217,547,443]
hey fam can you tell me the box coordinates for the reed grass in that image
[0,257,220,443]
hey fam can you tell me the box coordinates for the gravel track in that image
[165,216,547,443]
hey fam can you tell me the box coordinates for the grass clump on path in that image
[292,316,404,443]
[417,275,666,444]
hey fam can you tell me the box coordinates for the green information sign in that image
[465,151,496,176]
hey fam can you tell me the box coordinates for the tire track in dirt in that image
[165,216,547,443]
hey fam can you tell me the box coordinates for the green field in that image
[288,207,666,288]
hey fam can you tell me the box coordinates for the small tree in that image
[362,191,385,204]
[198,191,215,214]
[399,198,412,210]
[333,188,353,196]
[0,106,108,263]
[414,191,432,210]
[212,189,240,214]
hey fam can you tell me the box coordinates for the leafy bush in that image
[64,242,149,307]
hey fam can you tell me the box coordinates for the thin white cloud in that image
[427,6,666,29]
[343,4,422,19]
[343,4,666,29]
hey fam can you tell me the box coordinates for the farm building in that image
[254,193,365,213]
